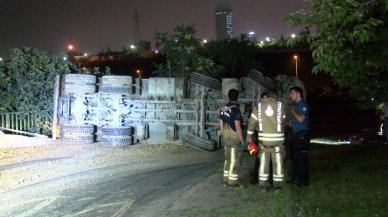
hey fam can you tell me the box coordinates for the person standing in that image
[289,87,310,187]
[219,89,246,188]
[247,90,285,191]
[248,92,268,185]
[384,102,388,144]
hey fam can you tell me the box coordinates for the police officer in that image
[219,89,245,188]
[289,86,310,187]
[247,90,285,190]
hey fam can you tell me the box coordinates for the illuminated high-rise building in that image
[215,2,233,40]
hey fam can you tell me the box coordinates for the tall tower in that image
[132,10,141,44]
[215,2,233,40]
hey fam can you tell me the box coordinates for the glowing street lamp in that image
[291,33,296,38]
[265,37,271,42]
[0,57,3,61]
[83,53,88,57]
[67,44,74,51]
[63,57,68,61]
[202,39,208,44]
[130,44,136,49]
[136,69,142,79]
[293,55,299,78]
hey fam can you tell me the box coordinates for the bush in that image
[0,47,73,134]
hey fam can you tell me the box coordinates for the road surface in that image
[0,142,224,217]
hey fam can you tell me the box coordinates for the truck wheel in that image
[184,133,217,151]
[190,72,221,90]
[100,136,133,146]
[64,74,97,84]
[101,127,134,136]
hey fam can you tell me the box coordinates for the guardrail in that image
[0,112,50,133]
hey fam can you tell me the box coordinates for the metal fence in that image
[0,112,50,133]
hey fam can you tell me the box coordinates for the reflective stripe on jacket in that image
[258,98,284,145]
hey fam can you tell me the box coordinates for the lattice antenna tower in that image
[132,10,141,44]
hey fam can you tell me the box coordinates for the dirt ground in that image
[1,136,285,217]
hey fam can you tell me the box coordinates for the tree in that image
[204,36,262,77]
[0,47,110,134]
[154,25,221,78]
[286,0,388,107]
[0,47,74,134]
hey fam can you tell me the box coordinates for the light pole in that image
[136,69,142,79]
[293,55,299,78]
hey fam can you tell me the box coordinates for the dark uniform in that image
[384,102,388,144]
[220,102,242,185]
[290,100,310,186]
[247,98,285,188]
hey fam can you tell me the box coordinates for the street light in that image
[136,69,142,79]
[293,55,299,78]
[0,57,3,61]
[67,44,74,51]
[130,44,136,49]
[291,33,296,38]
[265,37,271,42]
[202,39,208,44]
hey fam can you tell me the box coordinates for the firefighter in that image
[289,86,310,187]
[219,89,246,188]
[249,92,268,185]
[247,90,285,191]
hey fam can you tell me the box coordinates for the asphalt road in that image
[0,144,223,217]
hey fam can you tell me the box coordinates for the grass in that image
[289,144,388,217]
[173,144,388,217]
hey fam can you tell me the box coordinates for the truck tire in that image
[190,72,221,90]
[101,75,133,85]
[99,75,133,94]
[64,74,97,84]
[100,136,133,146]
[63,84,96,94]
[62,134,94,144]
[101,127,134,136]
[62,124,95,134]
[61,124,95,144]
[247,69,277,90]
[184,133,217,151]
[63,74,97,95]
[99,86,132,94]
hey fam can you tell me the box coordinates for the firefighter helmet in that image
[247,142,259,156]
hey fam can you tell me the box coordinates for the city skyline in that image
[0,0,307,57]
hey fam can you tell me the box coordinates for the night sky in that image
[0,0,307,57]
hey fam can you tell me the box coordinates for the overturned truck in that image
[53,70,305,151]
